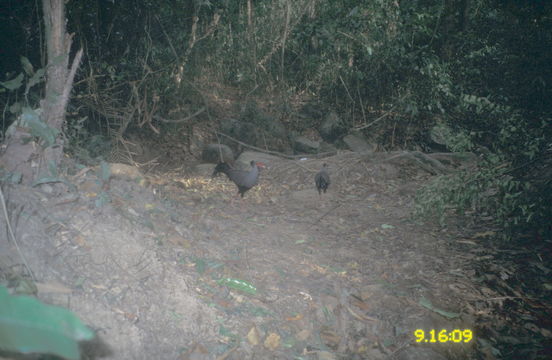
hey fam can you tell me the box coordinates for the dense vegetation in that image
[1,0,550,240]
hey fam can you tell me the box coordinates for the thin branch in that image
[353,108,394,131]
[155,15,178,59]
[215,131,337,161]
[215,131,295,159]
[62,47,83,102]
[339,75,354,104]
[0,186,35,281]
[357,82,367,124]
[153,107,205,124]
[257,1,308,69]
[308,202,344,229]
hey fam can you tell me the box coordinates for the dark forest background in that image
[1,0,550,241]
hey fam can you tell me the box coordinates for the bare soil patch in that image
[1,151,547,360]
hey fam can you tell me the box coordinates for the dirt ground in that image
[1,150,544,359]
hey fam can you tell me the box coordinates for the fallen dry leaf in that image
[74,234,90,248]
[286,313,304,321]
[247,325,260,346]
[320,328,341,349]
[350,297,370,311]
[264,332,280,350]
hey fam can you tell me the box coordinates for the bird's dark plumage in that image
[212,162,232,179]
[315,163,330,195]
[212,160,263,197]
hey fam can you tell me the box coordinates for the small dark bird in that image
[212,160,264,198]
[315,163,330,195]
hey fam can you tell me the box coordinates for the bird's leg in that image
[238,192,250,209]
[228,191,247,209]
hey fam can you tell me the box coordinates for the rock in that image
[292,136,320,154]
[237,151,280,168]
[319,111,346,142]
[201,144,234,164]
[428,123,452,152]
[260,117,291,153]
[220,117,267,153]
[220,118,258,146]
[430,123,451,145]
[320,142,338,155]
[342,134,375,153]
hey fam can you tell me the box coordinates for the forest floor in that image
[2,149,513,360]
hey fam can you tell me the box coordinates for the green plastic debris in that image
[0,285,95,360]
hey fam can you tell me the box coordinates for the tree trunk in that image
[0,0,82,184]
[40,0,83,178]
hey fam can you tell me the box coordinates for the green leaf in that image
[194,258,206,274]
[0,73,24,90]
[0,285,94,360]
[48,159,58,177]
[21,107,59,147]
[217,278,257,295]
[95,191,111,207]
[32,176,74,191]
[9,101,22,114]
[419,297,460,319]
[1,171,22,184]
[33,177,65,186]
[20,56,34,75]
[100,160,111,181]
[26,68,45,92]
[219,325,239,341]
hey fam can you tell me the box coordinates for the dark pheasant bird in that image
[212,160,264,198]
[315,163,330,195]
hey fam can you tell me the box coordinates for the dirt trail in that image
[0,154,477,360]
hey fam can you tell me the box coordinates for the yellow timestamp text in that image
[414,329,473,343]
